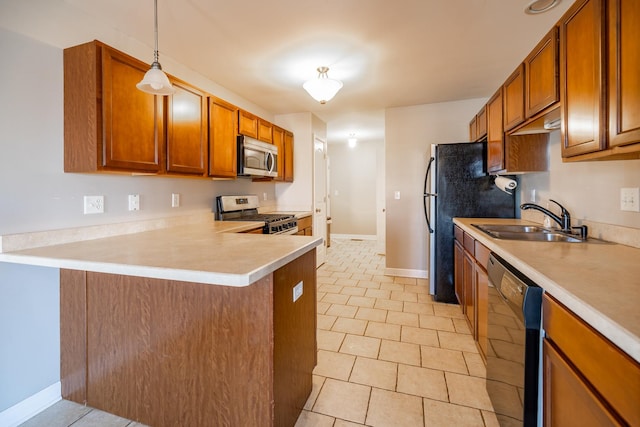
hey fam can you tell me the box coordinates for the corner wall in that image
[384,98,488,276]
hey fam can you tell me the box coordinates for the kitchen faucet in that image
[520,199,588,239]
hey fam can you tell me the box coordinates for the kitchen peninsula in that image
[0,219,322,427]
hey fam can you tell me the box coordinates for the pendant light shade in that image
[137,0,175,95]
[303,67,343,104]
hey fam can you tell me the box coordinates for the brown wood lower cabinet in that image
[543,294,639,427]
[296,216,313,236]
[454,225,489,361]
[60,249,317,427]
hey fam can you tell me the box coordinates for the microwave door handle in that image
[267,152,275,173]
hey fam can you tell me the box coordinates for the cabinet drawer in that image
[543,294,640,426]
[474,241,490,271]
[297,216,312,231]
[454,225,464,243]
[462,232,475,255]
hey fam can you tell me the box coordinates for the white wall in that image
[0,28,279,414]
[329,141,381,236]
[274,112,326,212]
[519,131,640,230]
[384,98,488,276]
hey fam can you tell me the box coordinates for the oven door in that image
[238,136,278,177]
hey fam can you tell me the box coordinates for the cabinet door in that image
[102,47,163,172]
[257,119,273,144]
[469,116,478,142]
[475,264,488,360]
[503,64,525,131]
[463,250,475,336]
[238,110,258,138]
[209,96,238,178]
[477,106,487,140]
[608,0,640,147]
[543,340,623,427]
[166,80,207,175]
[486,89,504,173]
[454,240,464,306]
[272,126,285,181]
[284,131,294,182]
[560,0,606,157]
[525,27,559,118]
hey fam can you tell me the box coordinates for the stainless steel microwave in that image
[237,135,278,177]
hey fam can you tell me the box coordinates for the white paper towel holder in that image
[493,175,518,195]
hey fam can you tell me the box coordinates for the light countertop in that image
[0,220,322,287]
[454,217,640,362]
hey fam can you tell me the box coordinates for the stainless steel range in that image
[216,195,298,235]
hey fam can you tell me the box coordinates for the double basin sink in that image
[472,224,586,243]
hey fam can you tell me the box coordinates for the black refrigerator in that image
[423,142,515,303]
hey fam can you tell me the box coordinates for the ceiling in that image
[2,0,573,144]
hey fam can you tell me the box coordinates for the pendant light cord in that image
[153,0,159,65]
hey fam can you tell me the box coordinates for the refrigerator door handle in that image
[424,194,434,234]
[423,156,435,234]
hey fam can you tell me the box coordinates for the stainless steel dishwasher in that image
[486,253,543,427]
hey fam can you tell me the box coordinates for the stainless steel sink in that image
[472,223,585,243]
[472,224,549,234]
[483,231,583,243]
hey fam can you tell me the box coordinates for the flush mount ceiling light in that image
[303,66,343,104]
[525,0,561,14]
[137,0,175,95]
[348,134,357,148]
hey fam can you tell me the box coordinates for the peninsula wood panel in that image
[60,269,87,404]
[273,249,317,427]
[83,273,274,426]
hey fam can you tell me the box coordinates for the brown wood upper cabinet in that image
[258,119,273,144]
[525,27,559,119]
[64,41,164,173]
[272,126,285,181]
[208,96,238,178]
[469,116,478,142]
[559,0,607,158]
[560,0,640,160]
[503,64,525,132]
[284,130,294,182]
[486,88,504,173]
[238,109,259,139]
[476,106,487,141]
[608,0,640,148]
[166,78,207,176]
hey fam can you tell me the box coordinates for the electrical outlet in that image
[171,193,180,208]
[83,195,104,214]
[394,191,401,200]
[620,187,640,212]
[293,281,303,302]
[263,192,268,201]
[128,194,140,211]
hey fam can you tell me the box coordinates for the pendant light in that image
[303,67,343,104]
[137,0,175,95]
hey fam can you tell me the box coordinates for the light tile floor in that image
[19,238,498,427]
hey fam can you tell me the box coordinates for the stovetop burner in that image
[215,195,298,235]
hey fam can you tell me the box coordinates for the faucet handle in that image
[549,199,568,214]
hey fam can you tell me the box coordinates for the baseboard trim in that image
[0,382,61,427]
[384,268,428,279]
[331,234,377,241]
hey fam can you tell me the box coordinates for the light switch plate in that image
[293,281,303,302]
[620,187,640,212]
[84,195,104,214]
[128,194,140,211]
